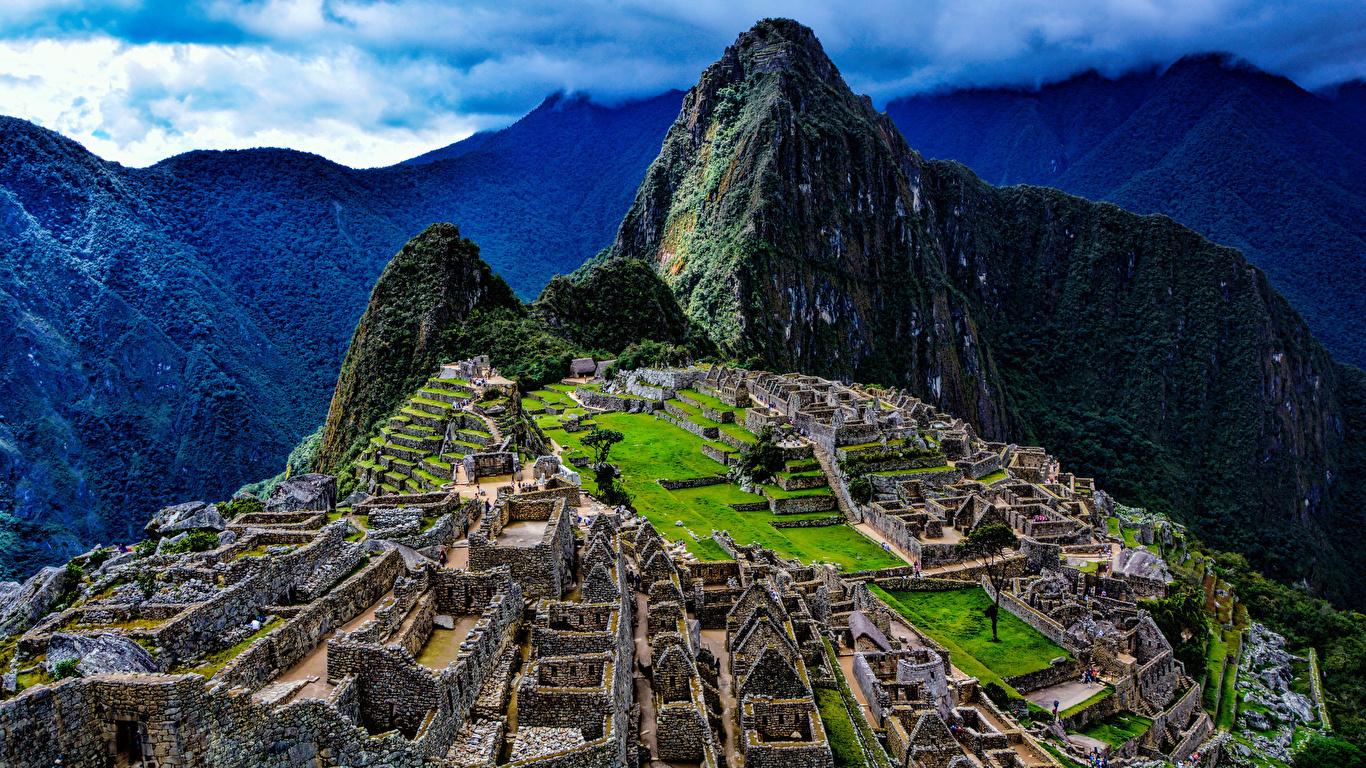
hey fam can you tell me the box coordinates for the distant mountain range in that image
[886,55,1366,369]
[0,90,680,577]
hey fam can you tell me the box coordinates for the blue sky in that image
[1,0,1362,167]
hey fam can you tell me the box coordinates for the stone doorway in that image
[113,718,154,768]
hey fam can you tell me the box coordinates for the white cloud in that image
[0,0,1362,166]
[0,37,493,166]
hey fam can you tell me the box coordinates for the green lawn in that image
[1216,630,1242,730]
[182,617,284,677]
[544,412,901,569]
[977,469,1008,484]
[1203,628,1230,711]
[666,397,721,427]
[678,388,742,415]
[872,586,1071,684]
[718,421,758,444]
[1077,711,1152,748]
[817,688,869,768]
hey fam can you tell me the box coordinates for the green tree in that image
[737,427,785,484]
[1295,735,1366,768]
[1141,582,1210,675]
[958,523,1020,642]
[582,428,624,467]
[847,474,873,504]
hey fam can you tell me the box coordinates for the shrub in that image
[736,427,784,484]
[52,658,82,680]
[1295,736,1365,768]
[848,474,873,504]
[219,496,264,520]
[134,568,158,598]
[133,540,157,559]
[160,529,221,555]
[85,547,114,570]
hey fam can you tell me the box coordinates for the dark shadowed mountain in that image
[0,90,682,578]
[607,19,1366,607]
[885,56,1366,369]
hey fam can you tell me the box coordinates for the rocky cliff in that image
[608,18,1366,603]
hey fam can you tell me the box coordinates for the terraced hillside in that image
[353,377,501,495]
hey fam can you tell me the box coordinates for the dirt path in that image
[699,629,741,768]
[270,590,395,700]
[1025,680,1107,712]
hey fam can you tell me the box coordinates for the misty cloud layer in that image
[1,0,1361,167]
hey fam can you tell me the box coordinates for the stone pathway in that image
[268,589,394,701]
[1025,680,1107,713]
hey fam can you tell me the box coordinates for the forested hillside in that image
[0,91,681,578]
[886,56,1366,369]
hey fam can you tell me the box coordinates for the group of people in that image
[1084,747,1110,766]
[1081,665,1101,684]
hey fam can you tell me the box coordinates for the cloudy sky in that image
[1,0,1362,168]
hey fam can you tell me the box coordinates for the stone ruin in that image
[0,359,1230,767]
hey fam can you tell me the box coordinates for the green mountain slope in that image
[316,228,702,477]
[886,57,1366,370]
[608,18,1366,605]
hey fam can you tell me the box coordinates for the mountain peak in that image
[707,18,846,93]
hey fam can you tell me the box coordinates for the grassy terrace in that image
[182,617,285,677]
[1061,685,1113,718]
[817,687,869,768]
[871,586,1071,688]
[540,411,901,570]
[1077,711,1152,748]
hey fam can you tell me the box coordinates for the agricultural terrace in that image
[531,397,902,571]
[871,586,1072,689]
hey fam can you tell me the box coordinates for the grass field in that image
[872,586,1071,684]
[1078,711,1152,748]
[541,410,902,570]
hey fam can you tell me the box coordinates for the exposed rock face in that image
[1234,623,1318,761]
[0,566,75,637]
[609,19,1010,436]
[609,17,1366,604]
[1114,548,1171,582]
[143,501,226,539]
[265,473,337,514]
[47,632,159,675]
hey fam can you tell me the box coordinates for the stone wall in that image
[982,581,1084,656]
[768,494,835,515]
[0,671,442,768]
[217,549,404,690]
[469,497,574,599]
[657,476,728,491]
[770,516,842,529]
